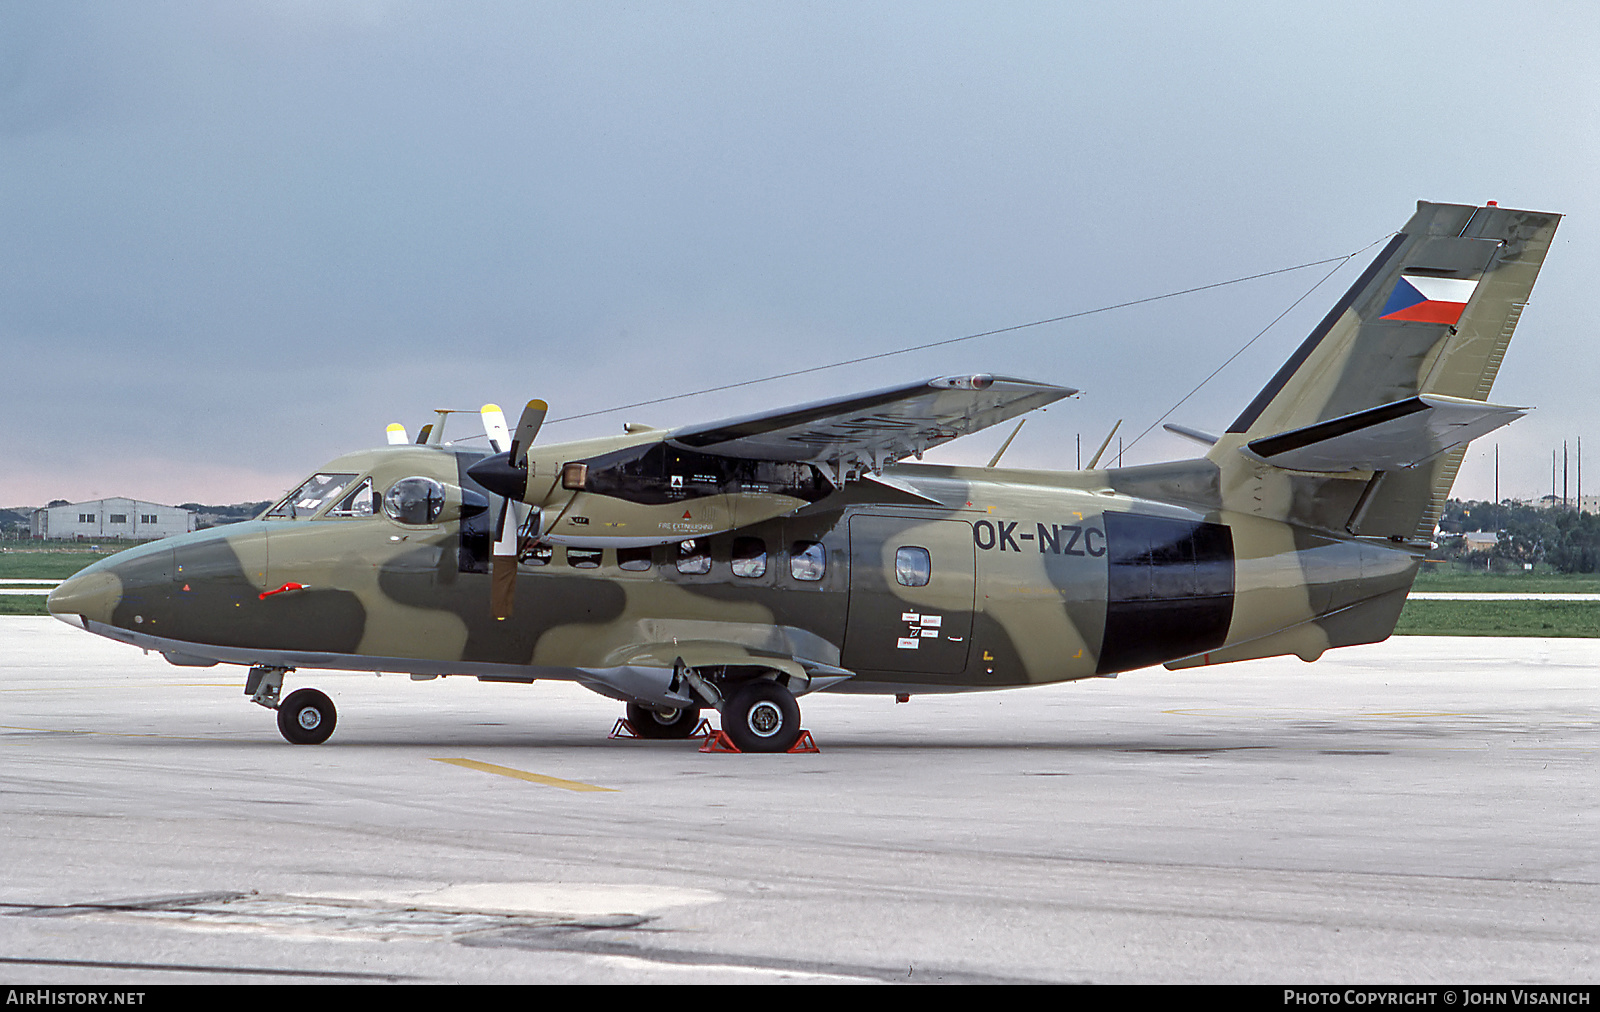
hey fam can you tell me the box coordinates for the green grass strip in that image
[1395,599,1600,637]
[0,597,50,616]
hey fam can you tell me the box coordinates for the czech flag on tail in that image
[1379,274,1479,325]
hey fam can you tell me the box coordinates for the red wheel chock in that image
[609,718,640,740]
[610,718,719,741]
[787,730,820,753]
[699,729,819,754]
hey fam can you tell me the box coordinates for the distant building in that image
[30,498,195,542]
[1529,494,1600,514]
[1462,531,1499,552]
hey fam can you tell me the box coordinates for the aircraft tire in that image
[625,702,701,739]
[722,680,801,754]
[277,688,337,745]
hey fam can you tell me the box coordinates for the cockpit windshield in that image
[264,473,359,519]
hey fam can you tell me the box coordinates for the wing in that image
[667,374,1075,474]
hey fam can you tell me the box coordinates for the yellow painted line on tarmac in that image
[431,757,618,793]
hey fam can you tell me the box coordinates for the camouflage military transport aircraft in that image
[47,200,1560,752]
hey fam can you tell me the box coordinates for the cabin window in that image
[268,473,358,519]
[328,478,376,518]
[618,546,653,572]
[790,541,826,582]
[567,548,602,569]
[895,546,931,587]
[676,539,711,575]
[521,544,553,566]
[731,537,767,578]
[382,477,446,525]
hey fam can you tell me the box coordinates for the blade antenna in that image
[986,419,1026,468]
[1085,420,1122,470]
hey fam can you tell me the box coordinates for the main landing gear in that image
[247,665,338,745]
[720,680,802,754]
[624,701,702,739]
[625,672,804,753]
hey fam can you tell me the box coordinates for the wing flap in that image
[1244,394,1525,472]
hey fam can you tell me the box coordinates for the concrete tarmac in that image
[1,616,1595,984]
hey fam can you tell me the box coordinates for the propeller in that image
[386,423,409,445]
[477,401,548,621]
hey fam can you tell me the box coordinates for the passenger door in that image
[842,514,975,675]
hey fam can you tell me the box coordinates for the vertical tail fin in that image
[1210,201,1561,540]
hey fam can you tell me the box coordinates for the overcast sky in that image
[3,1,1597,508]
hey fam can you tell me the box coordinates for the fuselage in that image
[47,444,1421,696]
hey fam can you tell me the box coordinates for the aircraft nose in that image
[47,568,122,628]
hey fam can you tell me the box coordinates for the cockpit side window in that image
[327,477,376,519]
[265,473,359,520]
[383,477,446,525]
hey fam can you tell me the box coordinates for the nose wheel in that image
[276,688,337,745]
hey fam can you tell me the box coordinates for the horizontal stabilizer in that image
[1245,394,1525,472]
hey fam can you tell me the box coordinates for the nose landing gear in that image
[277,688,338,745]
[246,665,337,745]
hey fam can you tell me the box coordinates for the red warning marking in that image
[682,510,692,519]
[259,582,306,600]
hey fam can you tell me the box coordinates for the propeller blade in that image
[508,399,548,467]
[386,423,408,445]
[480,404,511,455]
[415,423,433,445]
[490,496,520,621]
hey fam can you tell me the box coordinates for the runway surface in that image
[1,616,1595,983]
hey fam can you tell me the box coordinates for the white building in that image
[30,498,195,542]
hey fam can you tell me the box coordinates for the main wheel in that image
[277,688,337,745]
[625,702,702,739]
[722,680,801,753]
